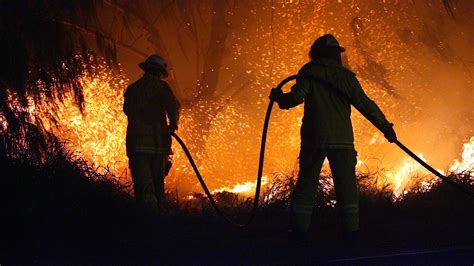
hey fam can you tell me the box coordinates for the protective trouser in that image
[290,148,359,233]
[129,153,166,212]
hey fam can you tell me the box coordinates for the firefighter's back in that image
[123,73,170,155]
[298,58,358,149]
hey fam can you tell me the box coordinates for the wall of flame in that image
[35,1,474,198]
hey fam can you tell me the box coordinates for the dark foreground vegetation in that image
[2,145,473,265]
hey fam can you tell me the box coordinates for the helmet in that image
[139,54,168,77]
[311,34,345,53]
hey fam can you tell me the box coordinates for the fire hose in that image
[171,74,473,227]
[171,75,294,227]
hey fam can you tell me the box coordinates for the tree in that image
[103,0,251,152]
[2,0,463,160]
[0,0,252,159]
[0,0,106,158]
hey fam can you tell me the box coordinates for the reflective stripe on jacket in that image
[123,73,180,156]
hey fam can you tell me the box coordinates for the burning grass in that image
[3,135,473,263]
[24,56,472,198]
[4,57,473,210]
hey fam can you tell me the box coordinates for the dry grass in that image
[2,135,473,263]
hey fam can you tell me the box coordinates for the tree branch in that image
[103,0,183,98]
[60,20,147,59]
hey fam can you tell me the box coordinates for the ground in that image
[2,154,473,265]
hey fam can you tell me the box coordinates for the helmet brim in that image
[327,45,346,53]
[311,44,346,53]
[138,62,169,78]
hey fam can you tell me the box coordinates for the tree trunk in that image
[109,0,184,99]
[196,0,229,99]
[186,0,230,153]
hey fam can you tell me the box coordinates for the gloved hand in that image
[269,87,283,102]
[382,123,397,143]
[169,124,178,135]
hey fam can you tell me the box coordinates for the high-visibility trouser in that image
[128,153,166,210]
[290,148,359,233]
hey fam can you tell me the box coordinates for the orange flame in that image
[449,137,474,173]
[212,176,268,196]
[34,62,472,199]
[384,154,441,199]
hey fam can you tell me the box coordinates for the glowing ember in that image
[34,62,473,199]
[37,63,130,179]
[31,0,474,198]
[185,195,197,201]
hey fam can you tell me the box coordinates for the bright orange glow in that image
[37,64,129,182]
[449,137,474,174]
[384,154,440,199]
[212,176,268,196]
[34,63,473,199]
[34,1,474,199]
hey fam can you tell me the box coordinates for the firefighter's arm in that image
[163,85,181,132]
[269,68,309,109]
[269,89,302,110]
[349,77,397,142]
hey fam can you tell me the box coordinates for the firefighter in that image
[123,54,180,214]
[269,34,397,245]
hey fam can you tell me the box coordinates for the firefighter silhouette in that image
[269,34,397,245]
[123,55,180,213]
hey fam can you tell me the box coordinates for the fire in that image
[384,154,438,199]
[33,0,474,199]
[384,136,474,199]
[212,176,268,196]
[37,63,130,180]
[34,62,269,193]
[34,63,473,199]
[449,137,474,174]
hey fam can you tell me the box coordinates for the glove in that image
[382,123,397,143]
[269,87,283,102]
[168,124,178,135]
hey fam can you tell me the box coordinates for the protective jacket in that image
[281,58,390,150]
[123,73,180,156]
